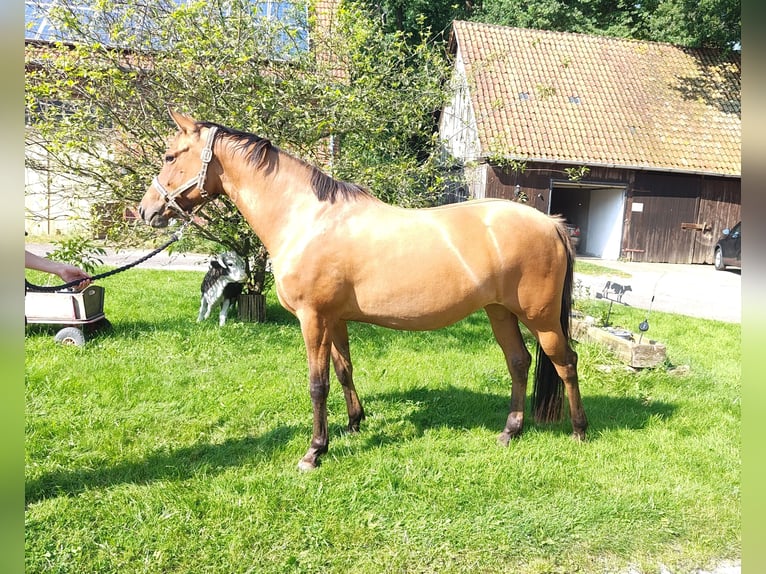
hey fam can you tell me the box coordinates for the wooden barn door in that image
[627,174,699,263]
[693,178,741,264]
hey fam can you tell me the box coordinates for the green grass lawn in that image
[574,259,632,278]
[25,268,740,573]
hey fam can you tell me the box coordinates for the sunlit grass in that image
[574,259,632,278]
[25,268,740,573]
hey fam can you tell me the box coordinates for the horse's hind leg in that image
[535,329,588,440]
[485,304,532,446]
[330,321,366,432]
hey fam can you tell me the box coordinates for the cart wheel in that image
[54,327,86,346]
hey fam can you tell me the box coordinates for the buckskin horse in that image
[138,110,588,470]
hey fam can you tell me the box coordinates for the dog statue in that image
[198,252,247,326]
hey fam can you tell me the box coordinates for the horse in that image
[138,110,588,470]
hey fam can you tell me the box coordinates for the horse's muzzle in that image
[137,204,170,228]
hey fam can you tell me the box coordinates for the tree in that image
[346,0,741,50]
[638,0,741,50]
[25,0,450,319]
[472,0,740,50]
[355,1,480,41]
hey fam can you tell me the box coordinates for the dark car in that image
[714,221,741,270]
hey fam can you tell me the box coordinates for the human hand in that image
[57,264,92,290]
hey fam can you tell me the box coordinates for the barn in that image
[439,21,741,264]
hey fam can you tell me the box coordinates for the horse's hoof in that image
[497,430,521,446]
[571,431,587,442]
[347,412,366,433]
[297,458,318,472]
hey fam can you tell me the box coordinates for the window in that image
[25,1,56,42]
[252,1,309,57]
[26,0,81,43]
[25,0,308,57]
[26,1,178,46]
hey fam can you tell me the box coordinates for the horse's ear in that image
[168,108,197,132]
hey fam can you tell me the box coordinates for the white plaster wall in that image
[25,142,104,236]
[586,188,626,259]
[439,47,481,163]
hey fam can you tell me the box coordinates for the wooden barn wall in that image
[696,177,742,264]
[485,162,631,205]
[484,162,550,210]
[483,163,741,264]
[629,172,741,264]
[627,173,700,263]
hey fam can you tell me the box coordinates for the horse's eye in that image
[164,154,175,163]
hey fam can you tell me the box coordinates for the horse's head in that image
[138,109,222,228]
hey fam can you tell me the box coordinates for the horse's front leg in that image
[297,312,333,471]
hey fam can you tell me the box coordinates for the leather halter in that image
[151,126,218,218]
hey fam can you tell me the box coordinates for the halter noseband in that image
[152,125,218,218]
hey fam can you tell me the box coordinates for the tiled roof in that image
[451,21,741,177]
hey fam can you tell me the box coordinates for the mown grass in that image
[574,259,631,278]
[25,267,740,573]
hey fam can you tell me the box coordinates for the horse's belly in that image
[360,309,478,331]
[348,281,493,330]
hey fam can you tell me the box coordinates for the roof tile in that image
[451,21,741,176]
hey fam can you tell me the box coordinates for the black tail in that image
[532,223,575,423]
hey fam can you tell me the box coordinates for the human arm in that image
[25,250,92,288]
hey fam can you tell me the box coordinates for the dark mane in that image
[197,121,272,169]
[310,168,372,203]
[198,120,372,204]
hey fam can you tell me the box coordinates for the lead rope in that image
[25,223,190,293]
